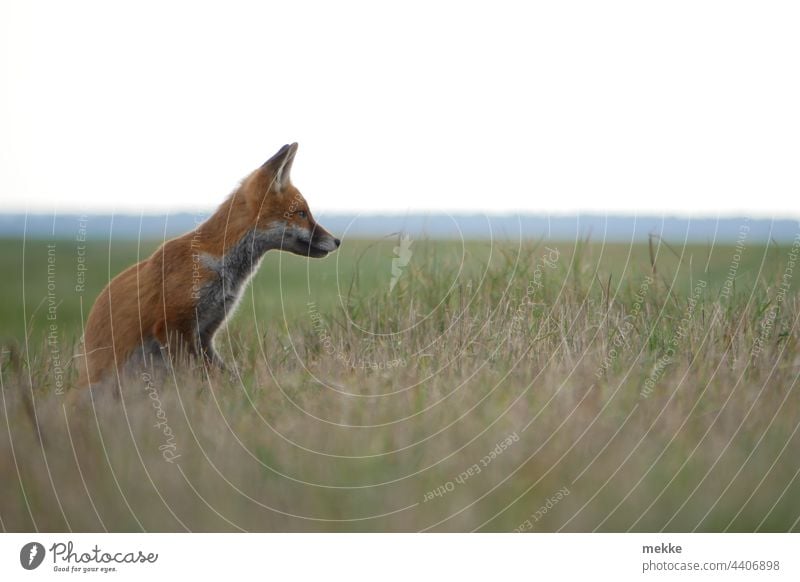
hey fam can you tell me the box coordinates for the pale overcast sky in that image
[1,1,798,216]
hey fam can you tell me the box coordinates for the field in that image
[1,232,799,532]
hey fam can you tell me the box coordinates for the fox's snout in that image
[314,236,340,252]
[312,227,341,252]
[286,223,340,258]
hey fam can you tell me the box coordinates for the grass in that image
[1,233,799,531]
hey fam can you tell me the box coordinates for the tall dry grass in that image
[1,238,799,531]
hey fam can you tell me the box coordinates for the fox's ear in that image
[261,143,298,191]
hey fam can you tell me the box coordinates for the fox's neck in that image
[192,190,274,257]
[197,226,279,297]
[190,192,284,296]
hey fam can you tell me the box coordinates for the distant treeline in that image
[1,213,798,243]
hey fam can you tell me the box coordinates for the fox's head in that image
[245,143,340,258]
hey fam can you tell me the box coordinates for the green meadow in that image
[1,234,799,531]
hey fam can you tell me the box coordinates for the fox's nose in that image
[334,238,341,248]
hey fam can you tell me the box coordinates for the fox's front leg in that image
[199,332,226,370]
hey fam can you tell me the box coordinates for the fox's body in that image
[78,143,339,388]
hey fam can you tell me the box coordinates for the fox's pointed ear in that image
[261,143,298,191]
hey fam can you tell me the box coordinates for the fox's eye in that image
[297,211,307,219]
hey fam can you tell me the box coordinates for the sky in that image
[1,1,799,216]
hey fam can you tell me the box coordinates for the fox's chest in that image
[192,228,277,333]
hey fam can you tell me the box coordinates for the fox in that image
[76,143,340,392]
